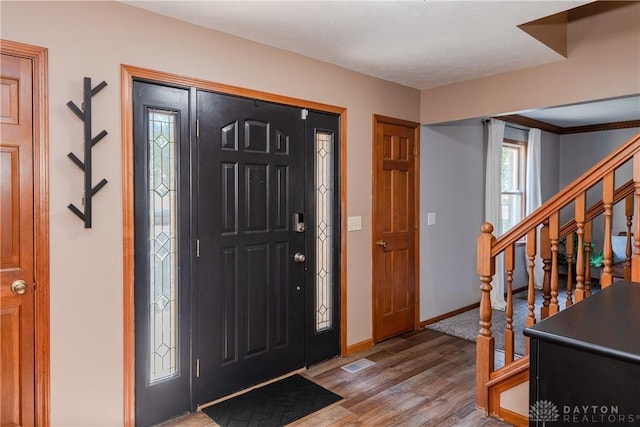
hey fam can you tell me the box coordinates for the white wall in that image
[420,120,485,319]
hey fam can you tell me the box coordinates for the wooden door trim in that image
[371,114,421,341]
[121,65,347,426]
[0,39,50,427]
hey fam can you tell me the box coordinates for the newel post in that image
[476,222,496,410]
[633,153,640,282]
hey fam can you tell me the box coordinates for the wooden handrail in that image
[559,179,635,238]
[492,132,640,256]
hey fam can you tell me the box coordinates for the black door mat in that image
[201,374,343,426]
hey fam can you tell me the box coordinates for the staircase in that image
[475,131,640,426]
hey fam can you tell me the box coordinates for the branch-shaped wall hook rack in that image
[67,77,108,228]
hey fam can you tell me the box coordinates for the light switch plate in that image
[347,216,362,231]
[427,212,436,226]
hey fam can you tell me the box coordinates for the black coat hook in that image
[67,77,108,228]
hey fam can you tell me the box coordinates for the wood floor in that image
[159,329,513,426]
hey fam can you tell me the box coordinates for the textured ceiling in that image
[518,95,640,128]
[121,0,639,127]
[122,0,593,90]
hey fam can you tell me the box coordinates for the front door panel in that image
[196,92,305,405]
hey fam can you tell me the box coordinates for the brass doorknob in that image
[11,279,27,295]
[376,240,388,249]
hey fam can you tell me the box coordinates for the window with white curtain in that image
[501,139,527,234]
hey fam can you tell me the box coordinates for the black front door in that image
[133,82,341,423]
[195,92,306,404]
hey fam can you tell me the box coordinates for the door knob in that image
[11,279,27,295]
[376,240,388,249]
[293,252,306,263]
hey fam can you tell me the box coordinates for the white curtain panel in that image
[486,119,506,310]
[526,128,544,288]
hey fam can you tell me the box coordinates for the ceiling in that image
[122,0,640,128]
[505,95,640,130]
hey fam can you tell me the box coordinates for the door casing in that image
[0,39,50,427]
[121,64,347,426]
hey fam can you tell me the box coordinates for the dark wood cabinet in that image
[524,281,640,427]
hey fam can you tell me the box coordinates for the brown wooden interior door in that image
[372,116,418,342]
[1,53,35,426]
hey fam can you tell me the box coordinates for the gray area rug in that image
[427,288,585,356]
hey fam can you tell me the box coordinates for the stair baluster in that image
[574,193,586,302]
[525,228,537,355]
[601,171,615,288]
[565,231,574,307]
[549,212,560,316]
[584,221,593,297]
[625,194,633,280]
[505,244,515,364]
[540,221,551,320]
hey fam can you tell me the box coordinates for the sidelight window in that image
[315,131,334,332]
[148,110,178,382]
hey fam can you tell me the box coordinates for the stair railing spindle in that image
[540,220,551,320]
[526,228,537,355]
[584,221,593,297]
[565,231,574,308]
[601,172,615,288]
[549,212,560,316]
[625,194,633,280]
[504,244,515,364]
[574,193,586,302]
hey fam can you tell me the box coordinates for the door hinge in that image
[196,239,200,258]
[196,358,200,378]
[196,119,200,138]
[415,220,419,230]
[413,145,418,157]
[301,109,308,120]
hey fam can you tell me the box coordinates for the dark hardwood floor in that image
[159,329,512,426]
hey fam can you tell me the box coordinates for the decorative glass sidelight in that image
[315,131,334,332]
[148,110,178,382]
